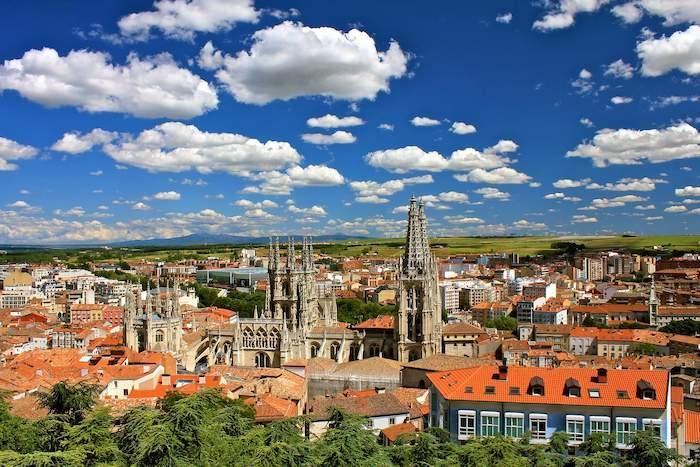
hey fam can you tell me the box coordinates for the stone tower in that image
[395,196,443,362]
[649,276,659,327]
[123,282,183,355]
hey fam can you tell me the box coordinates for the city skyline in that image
[1,0,700,244]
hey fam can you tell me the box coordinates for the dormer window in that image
[564,378,581,397]
[637,380,656,400]
[528,376,545,396]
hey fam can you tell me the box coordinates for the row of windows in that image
[456,411,661,447]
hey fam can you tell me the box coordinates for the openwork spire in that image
[402,195,431,274]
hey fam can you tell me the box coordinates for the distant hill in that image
[108,233,366,247]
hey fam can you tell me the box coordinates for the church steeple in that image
[402,195,431,274]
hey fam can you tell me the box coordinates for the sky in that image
[1,0,699,244]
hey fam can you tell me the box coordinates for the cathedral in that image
[123,283,183,354]
[394,195,443,362]
[207,237,364,368]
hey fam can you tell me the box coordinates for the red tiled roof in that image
[381,423,418,442]
[570,304,647,314]
[442,322,487,335]
[428,365,668,409]
[355,315,394,330]
[686,410,700,444]
[671,386,684,425]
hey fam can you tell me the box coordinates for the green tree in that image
[37,381,100,425]
[626,429,681,466]
[485,316,518,331]
[62,408,125,466]
[313,408,389,466]
[661,318,700,336]
[627,342,659,356]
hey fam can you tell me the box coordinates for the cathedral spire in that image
[402,195,430,273]
[287,236,295,269]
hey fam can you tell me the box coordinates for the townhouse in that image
[429,365,671,450]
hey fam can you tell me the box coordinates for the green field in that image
[2,235,700,264]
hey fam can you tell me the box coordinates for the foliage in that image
[193,284,266,318]
[336,298,396,324]
[37,381,100,425]
[485,316,518,331]
[627,429,681,466]
[660,318,700,336]
[627,342,660,356]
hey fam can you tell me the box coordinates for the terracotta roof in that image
[354,315,394,330]
[245,393,298,422]
[658,307,700,317]
[401,354,499,371]
[570,327,670,346]
[534,324,573,335]
[428,365,668,409]
[671,385,684,425]
[686,410,700,444]
[381,422,418,442]
[570,304,647,314]
[669,334,700,346]
[309,392,410,421]
[442,322,487,335]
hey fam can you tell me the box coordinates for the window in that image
[484,386,495,395]
[616,417,637,447]
[505,412,524,439]
[123,389,128,396]
[529,414,547,441]
[616,390,630,399]
[590,416,611,439]
[643,419,661,437]
[367,418,374,429]
[480,411,500,437]
[509,387,520,395]
[458,410,476,440]
[566,415,584,444]
[389,417,396,425]
[588,388,600,398]
[155,331,164,343]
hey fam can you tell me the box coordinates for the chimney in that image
[596,368,608,384]
[162,374,171,386]
[198,375,206,385]
[497,364,508,380]
[80,368,88,377]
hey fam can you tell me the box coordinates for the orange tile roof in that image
[686,410,700,444]
[244,393,298,422]
[381,422,418,442]
[354,314,394,330]
[442,322,487,335]
[671,386,684,425]
[570,304,647,314]
[428,365,668,409]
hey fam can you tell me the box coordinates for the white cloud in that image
[411,116,441,127]
[243,164,345,195]
[182,178,208,186]
[53,206,86,217]
[446,216,484,224]
[118,0,259,41]
[197,40,225,70]
[579,69,593,79]
[665,205,688,213]
[306,114,364,128]
[51,129,118,154]
[448,147,514,171]
[650,95,700,110]
[153,191,181,201]
[0,48,218,119]
[90,170,103,176]
[132,202,151,211]
[103,122,302,175]
[485,140,518,154]
[544,192,581,202]
[534,1,609,31]
[645,216,663,221]
[437,191,470,203]
[301,131,356,145]
[634,204,656,210]
[553,178,591,188]
[496,12,513,24]
[0,136,38,171]
[586,177,666,191]
[580,118,594,128]
[611,96,633,105]
[566,123,700,166]
[450,122,477,135]
[572,215,598,223]
[590,195,648,209]
[234,199,278,209]
[287,205,327,216]
[613,1,700,26]
[474,187,510,200]
[378,123,394,131]
[7,200,35,210]
[211,22,409,104]
[637,25,700,77]
[355,195,389,204]
[676,186,700,197]
[604,59,634,79]
[392,206,410,214]
[350,175,433,202]
[571,69,594,94]
[456,167,531,184]
[513,219,547,230]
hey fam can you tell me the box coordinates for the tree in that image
[485,316,518,331]
[627,342,659,356]
[626,429,681,466]
[661,319,700,336]
[313,408,389,466]
[62,408,125,466]
[37,381,100,425]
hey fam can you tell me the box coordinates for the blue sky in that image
[1,0,699,243]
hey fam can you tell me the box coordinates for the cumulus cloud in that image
[197,40,225,70]
[586,177,667,191]
[0,136,38,171]
[580,118,594,128]
[665,205,688,213]
[611,96,633,105]
[103,122,302,175]
[210,22,409,104]
[604,59,634,79]
[474,187,510,201]
[0,48,218,118]
[613,1,700,26]
[350,175,433,203]
[572,215,598,223]
[355,195,390,204]
[378,123,394,131]
[234,199,278,209]
[132,202,151,211]
[455,167,532,184]
[306,114,364,128]
[553,178,591,188]
[118,0,259,41]
[637,25,700,77]
[513,219,547,230]
[649,95,700,110]
[589,195,648,209]
[152,191,181,201]
[533,0,609,31]
[445,216,484,224]
[287,205,327,216]
[243,165,345,195]
[496,12,513,24]
[301,131,356,145]
[676,186,700,197]
[450,122,477,135]
[411,116,441,127]
[51,129,118,154]
[571,68,594,94]
[544,192,581,202]
[566,123,700,166]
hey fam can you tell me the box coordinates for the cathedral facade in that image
[207,238,366,368]
[123,284,183,354]
[394,196,443,362]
